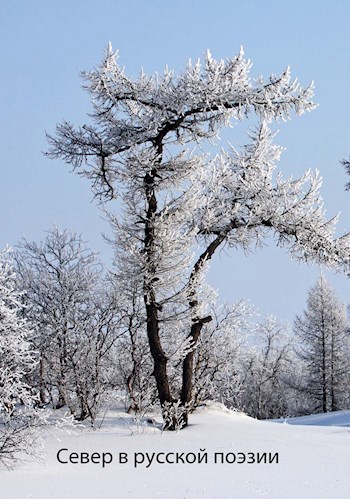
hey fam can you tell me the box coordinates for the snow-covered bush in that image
[239,317,293,419]
[15,227,121,425]
[189,302,253,410]
[0,248,48,468]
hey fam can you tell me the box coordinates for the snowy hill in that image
[2,403,350,499]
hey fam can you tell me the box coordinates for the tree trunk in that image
[179,232,227,424]
[330,329,336,412]
[322,329,327,413]
[39,354,46,405]
[143,171,177,429]
[180,317,212,426]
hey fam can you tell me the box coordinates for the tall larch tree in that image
[294,276,349,413]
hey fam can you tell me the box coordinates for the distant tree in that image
[294,276,350,414]
[239,316,292,419]
[341,157,350,191]
[47,46,350,429]
[111,282,156,415]
[188,301,254,410]
[0,248,48,468]
[15,227,121,424]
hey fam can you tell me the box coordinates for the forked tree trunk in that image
[143,166,232,429]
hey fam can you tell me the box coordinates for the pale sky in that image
[1,0,350,322]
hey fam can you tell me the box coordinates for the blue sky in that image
[1,0,350,322]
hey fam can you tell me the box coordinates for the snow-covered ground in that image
[2,403,350,499]
[271,409,350,427]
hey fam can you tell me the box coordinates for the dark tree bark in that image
[143,170,177,428]
[179,227,236,424]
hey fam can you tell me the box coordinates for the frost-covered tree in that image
[189,301,254,410]
[110,281,156,415]
[294,276,350,414]
[47,46,350,428]
[239,317,292,419]
[0,248,49,468]
[15,227,121,424]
